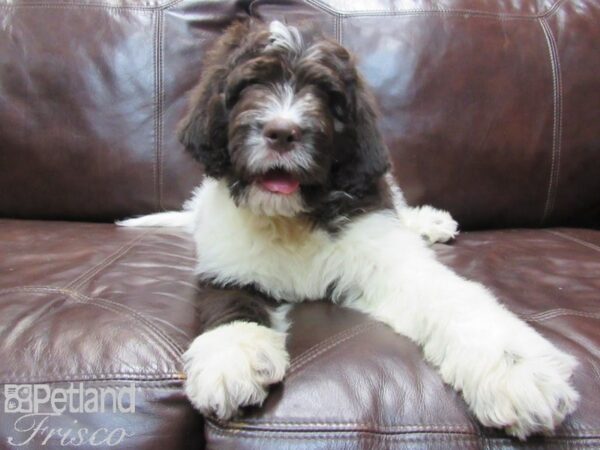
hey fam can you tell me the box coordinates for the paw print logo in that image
[4,385,32,413]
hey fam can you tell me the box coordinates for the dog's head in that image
[179,20,391,228]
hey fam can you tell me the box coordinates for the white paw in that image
[399,205,458,244]
[183,321,289,420]
[464,341,579,439]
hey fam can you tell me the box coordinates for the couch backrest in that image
[1,0,598,229]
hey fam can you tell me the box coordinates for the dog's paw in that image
[465,343,579,439]
[183,321,289,420]
[399,205,458,244]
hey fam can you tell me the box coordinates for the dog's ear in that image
[177,66,230,177]
[177,21,253,178]
[332,75,390,197]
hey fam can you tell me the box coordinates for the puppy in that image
[118,19,578,439]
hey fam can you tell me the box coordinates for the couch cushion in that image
[0,219,204,449]
[0,0,241,221]
[1,220,598,449]
[2,0,599,230]
[206,228,600,449]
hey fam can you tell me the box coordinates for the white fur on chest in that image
[188,179,428,305]
[189,179,339,301]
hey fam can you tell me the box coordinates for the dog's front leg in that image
[183,283,289,420]
[339,214,579,439]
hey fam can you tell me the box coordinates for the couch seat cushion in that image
[0,219,203,449]
[1,220,599,449]
[206,228,600,449]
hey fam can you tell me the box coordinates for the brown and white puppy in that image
[119,20,578,439]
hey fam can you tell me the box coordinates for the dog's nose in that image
[263,119,302,152]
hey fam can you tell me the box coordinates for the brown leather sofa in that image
[1,1,599,449]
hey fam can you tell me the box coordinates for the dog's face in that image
[179,20,391,227]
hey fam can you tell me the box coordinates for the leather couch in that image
[1,0,598,449]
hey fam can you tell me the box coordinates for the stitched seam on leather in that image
[0,285,122,295]
[215,421,600,435]
[70,287,186,356]
[209,428,600,439]
[544,230,600,253]
[209,430,485,440]
[63,230,152,290]
[210,419,473,432]
[70,288,184,359]
[287,324,375,370]
[523,309,600,322]
[287,323,374,370]
[0,0,184,11]
[303,0,566,19]
[209,434,485,442]
[0,286,184,360]
[207,421,476,436]
[81,288,187,355]
[330,10,336,39]
[152,10,165,211]
[72,290,185,355]
[589,357,600,386]
[539,18,562,225]
[158,8,165,210]
[134,249,197,262]
[151,316,194,341]
[543,0,568,19]
[0,373,184,383]
[285,323,377,379]
[207,421,600,438]
[288,322,375,371]
[152,11,159,210]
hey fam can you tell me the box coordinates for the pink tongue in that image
[260,176,300,195]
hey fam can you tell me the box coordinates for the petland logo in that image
[4,383,136,447]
